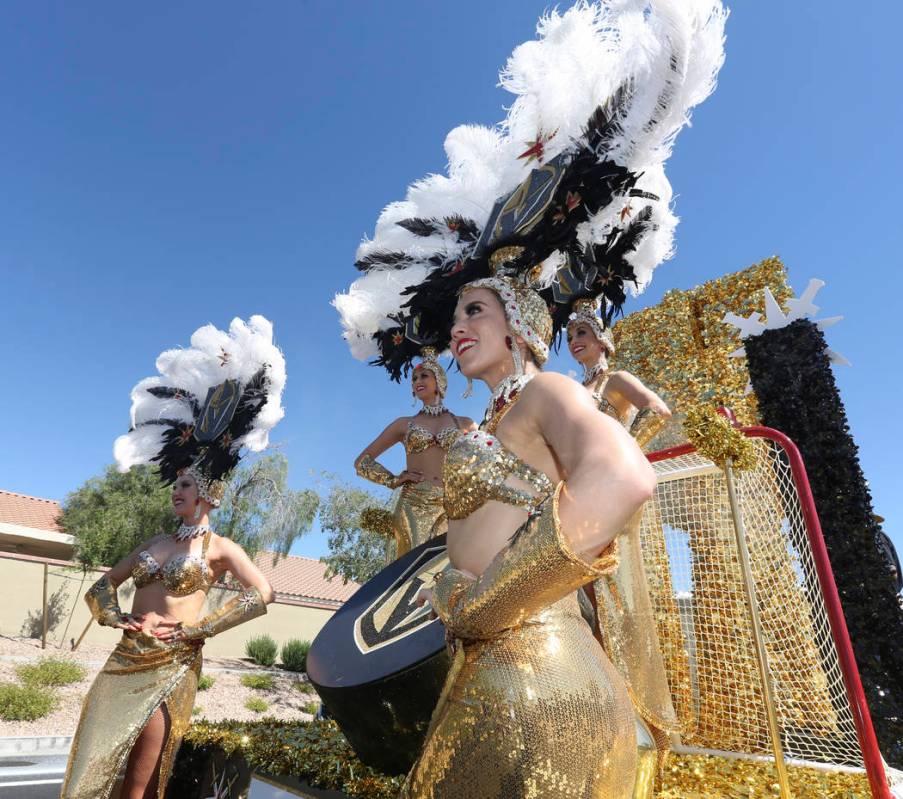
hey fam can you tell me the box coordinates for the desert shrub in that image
[0,683,55,721]
[280,639,311,673]
[302,700,320,715]
[245,634,277,667]
[245,697,268,713]
[192,705,202,716]
[16,657,86,687]
[197,674,215,691]
[240,673,274,691]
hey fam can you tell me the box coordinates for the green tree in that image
[61,454,318,568]
[319,478,393,584]
[216,453,319,559]
[60,465,173,569]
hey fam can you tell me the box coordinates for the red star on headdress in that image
[518,130,557,165]
[392,332,404,346]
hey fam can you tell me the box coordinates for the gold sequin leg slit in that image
[61,631,202,799]
[402,487,637,799]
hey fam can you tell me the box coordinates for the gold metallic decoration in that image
[488,245,527,269]
[403,485,633,798]
[131,530,214,597]
[629,407,669,451]
[442,428,553,521]
[683,404,757,471]
[723,457,793,798]
[183,719,404,799]
[356,453,401,489]
[657,752,872,799]
[181,586,267,640]
[403,422,460,455]
[84,575,124,627]
[611,256,793,439]
[389,482,447,557]
[61,631,202,799]
[359,507,396,539]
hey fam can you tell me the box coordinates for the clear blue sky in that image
[1,2,900,562]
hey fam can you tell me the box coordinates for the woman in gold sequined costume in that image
[567,298,682,786]
[335,3,725,795]
[404,276,655,798]
[62,316,285,799]
[355,347,476,557]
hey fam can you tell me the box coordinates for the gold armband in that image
[85,575,123,627]
[181,587,267,640]
[630,407,668,450]
[355,454,400,489]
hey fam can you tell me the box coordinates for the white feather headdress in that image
[335,0,727,378]
[113,315,286,498]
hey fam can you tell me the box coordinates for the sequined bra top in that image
[404,421,462,455]
[131,530,214,597]
[444,429,554,521]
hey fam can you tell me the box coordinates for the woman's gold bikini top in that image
[444,429,553,520]
[132,530,214,597]
[404,420,461,455]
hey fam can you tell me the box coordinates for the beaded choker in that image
[482,374,534,433]
[419,403,448,417]
[173,523,211,542]
[582,360,608,387]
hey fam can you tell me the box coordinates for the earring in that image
[462,378,473,399]
[511,341,524,377]
[193,501,203,524]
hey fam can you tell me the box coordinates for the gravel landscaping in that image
[0,635,320,737]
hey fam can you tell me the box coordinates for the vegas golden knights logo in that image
[354,542,449,655]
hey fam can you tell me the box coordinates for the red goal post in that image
[642,425,891,798]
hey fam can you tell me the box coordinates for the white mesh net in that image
[640,436,863,767]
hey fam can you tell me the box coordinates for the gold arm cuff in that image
[629,407,668,450]
[355,454,400,489]
[85,575,123,627]
[182,587,267,640]
[437,483,619,639]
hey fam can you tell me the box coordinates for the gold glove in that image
[431,483,619,639]
[85,575,124,627]
[355,454,400,489]
[181,587,267,640]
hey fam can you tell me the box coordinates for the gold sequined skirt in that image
[402,593,637,799]
[61,630,202,799]
[392,482,446,557]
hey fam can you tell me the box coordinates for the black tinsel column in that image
[745,318,903,767]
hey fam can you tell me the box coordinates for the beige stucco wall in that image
[0,555,336,660]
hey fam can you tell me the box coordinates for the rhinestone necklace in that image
[482,373,534,432]
[582,360,608,387]
[419,403,448,417]
[173,523,211,542]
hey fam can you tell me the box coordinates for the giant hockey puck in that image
[306,536,450,775]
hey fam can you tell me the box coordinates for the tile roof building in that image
[0,490,73,560]
[249,552,359,610]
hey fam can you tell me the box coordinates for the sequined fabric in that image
[130,530,214,596]
[403,487,635,798]
[593,511,680,735]
[443,429,553,521]
[85,575,123,626]
[404,423,461,455]
[391,481,447,557]
[356,453,401,489]
[61,631,201,799]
